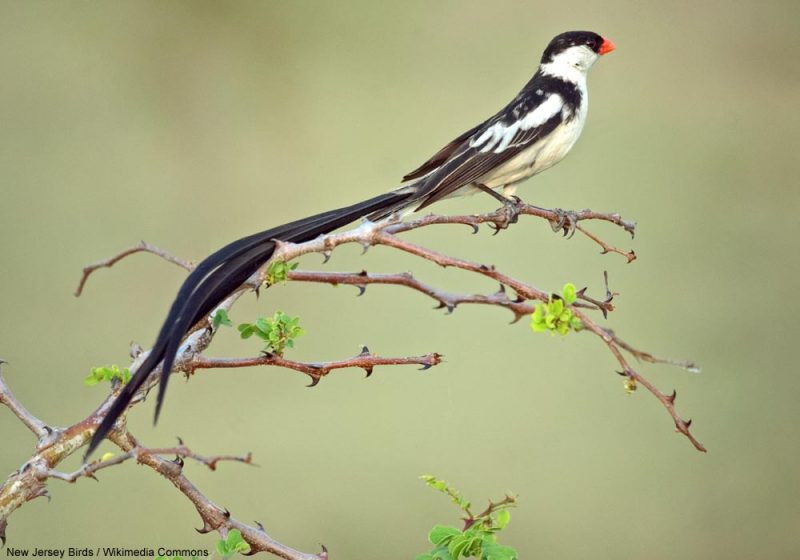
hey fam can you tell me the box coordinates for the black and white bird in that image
[86,30,615,457]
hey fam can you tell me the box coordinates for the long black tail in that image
[86,190,412,457]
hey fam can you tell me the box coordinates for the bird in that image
[86,30,615,458]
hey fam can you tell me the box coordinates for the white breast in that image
[479,95,588,189]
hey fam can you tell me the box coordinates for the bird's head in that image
[540,31,615,81]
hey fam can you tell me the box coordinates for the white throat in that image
[539,45,598,85]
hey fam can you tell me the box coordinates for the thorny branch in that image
[1,202,701,560]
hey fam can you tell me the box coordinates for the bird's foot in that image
[549,208,579,239]
[490,196,524,235]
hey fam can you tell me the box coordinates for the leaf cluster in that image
[417,476,518,560]
[84,365,130,386]
[215,529,251,558]
[238,311,304,355]
[264,260,298,286]
[530,283,583,335]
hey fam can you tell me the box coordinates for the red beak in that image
[599,37,616,55]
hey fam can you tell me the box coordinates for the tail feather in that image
[86,190,411,458]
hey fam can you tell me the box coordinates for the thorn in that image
[419,362,434,371]
[496,283,506,295]
[685,418,693,428]
[364,366,373,378]
[615,370,627,377]
[666,390,677,404]
[173,456,184,468]
[434,302,446,310]
[0,518,6,547]
[255,520,265,531]
[360,345,370,356]
[223,508,231,519]
[321,250,332,264]
[319,544,329,559]
[626,251,637,263]
[253,285,260,299]
[445,303,455,314]
[176,436,184,446]
[195,519,214,534]
[509,312,525,325]
[468,223,479,235]
[306,375,321,388]
[356,285,366,296]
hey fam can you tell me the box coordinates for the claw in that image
[550,208,578,238]
[489,197,523,234]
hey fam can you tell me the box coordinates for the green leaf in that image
[238,324,255,339]
[496,509,510,530]
[215,540,228,557]
[84,373,101,386]
[562,283,577,304]
[432,546,453,560]
[213,309,233,328]
[550,298,564,316]
[255,318,271,335]
[429,525,461,546]
[447,535,469,559]
[482,543,518,560]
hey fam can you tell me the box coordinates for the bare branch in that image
[75,240,194,297]
[0,363,50,439]
[108,430,323,560]
[190,349,442,385]
[46,443,254,483]
[573,309,706,452]
[575,224,637,262]
[288,270,535,321]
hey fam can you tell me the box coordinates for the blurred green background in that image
[1,1,798,558]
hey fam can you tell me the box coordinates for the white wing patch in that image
[469,94,564,154]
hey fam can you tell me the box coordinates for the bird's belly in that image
[480,117,585,189]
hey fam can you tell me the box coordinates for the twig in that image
[108,430,324,560]
[75,240,194,297]
[190,348,442,386]
[0,363,50,439]
[463,494,518,531]
[573,309,706,452]
[575,224,636,262]
[45,443,254,482]
[288,270,536,321]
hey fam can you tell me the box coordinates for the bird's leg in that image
[476,184,523,234]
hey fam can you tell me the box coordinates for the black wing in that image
[413,109,564,211]
[402,121,487,182]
